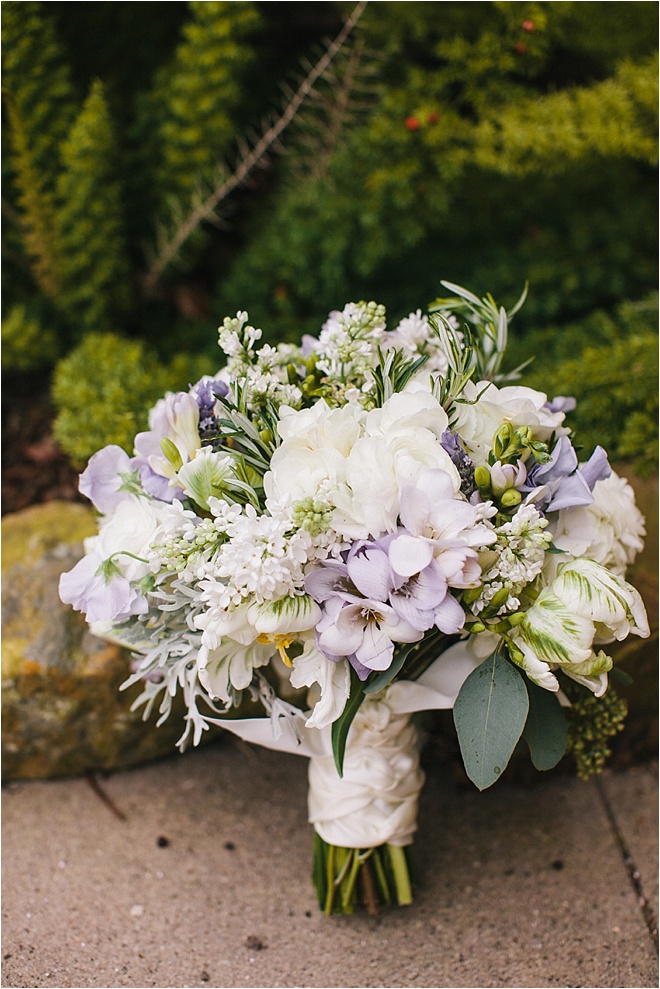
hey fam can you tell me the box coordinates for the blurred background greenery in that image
[2,0,658,473]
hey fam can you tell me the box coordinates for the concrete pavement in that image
[2,740,657,989]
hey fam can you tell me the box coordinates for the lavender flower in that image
[440,429,476,498]
[79,445,135,514]
[58,552,148,624]
[522,437,611,512]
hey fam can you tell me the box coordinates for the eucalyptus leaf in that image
[331,667,366,778]
[522,681,568,771]
[453,650,529,790]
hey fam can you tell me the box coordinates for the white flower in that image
[453,380,569,467]
[197,637,273,704]
[508,586,595,691]
[313,301,386,383]
[134,392,201,481]
[552,471,646,575]
[332,392,460,540]
[552,558,649,641]
[290,641,351,730]
[176,447,236,510]
[264,400,365,508]
[387,309,451,375]
[93,496,177,581]
[247,594,322,638]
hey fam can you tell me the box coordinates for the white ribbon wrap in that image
[211,641,479,848]
[308,697,423,847]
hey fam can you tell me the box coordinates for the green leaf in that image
[522,682,568,771]
[453,650,529,791]
[609,666,633,686]
[331,666,365,778]
[363,647,409,695]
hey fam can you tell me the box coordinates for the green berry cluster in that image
[562,677,628,780]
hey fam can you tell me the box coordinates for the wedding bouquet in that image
[60,281,648,915]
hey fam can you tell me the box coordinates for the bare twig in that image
[143,0,369,295]
[85,771,127,821]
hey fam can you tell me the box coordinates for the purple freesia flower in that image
[305,546,422,681]
[389,470,494,589]
[522,437,611,512]
[544,395,577,414]
[79,445,134,514]
[59,552,148,624]
[133,459,184,503]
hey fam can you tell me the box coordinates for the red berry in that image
[427,111,439,124]
[405,116,420,131]
[514,41,527,54]
[522,19,535,32]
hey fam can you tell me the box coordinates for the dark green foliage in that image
[55,80,131,334]
[2,0,76,188]
[519,296,659,475]
[1,304,59,372]
[132,1,259,214]
[1,2,656,477]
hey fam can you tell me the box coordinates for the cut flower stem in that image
[313,834,414,915]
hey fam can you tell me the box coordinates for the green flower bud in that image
[474,465,491,492]
[493,423,514,459]
[471,621,486,633]
[462,584,483,604]
[160,437,183,471]
[489,587,510,610]
[500,488,522,507]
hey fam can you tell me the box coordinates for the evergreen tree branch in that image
[2,91,61,299]
[142,0,369,295]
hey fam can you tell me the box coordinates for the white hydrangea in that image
[551,471,646,575]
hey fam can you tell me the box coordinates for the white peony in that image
[552,471,646,575]
[264,400,365,508]
[331,392,460,540]
[453,380,569,466]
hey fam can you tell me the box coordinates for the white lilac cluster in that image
[60,285,649,763]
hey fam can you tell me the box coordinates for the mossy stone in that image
[1,501,220,779]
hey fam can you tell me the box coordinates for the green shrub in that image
[521,296,659,475]
[1,304,59,372]
[52,333,209,466]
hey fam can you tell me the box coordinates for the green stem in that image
[387,845,413,906]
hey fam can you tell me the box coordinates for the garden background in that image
[2,0,658,767]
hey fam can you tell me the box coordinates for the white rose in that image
[552,471,646,575]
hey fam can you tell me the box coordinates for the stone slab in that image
[2,742,657,988]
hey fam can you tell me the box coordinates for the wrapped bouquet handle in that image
[212,646,480,913]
